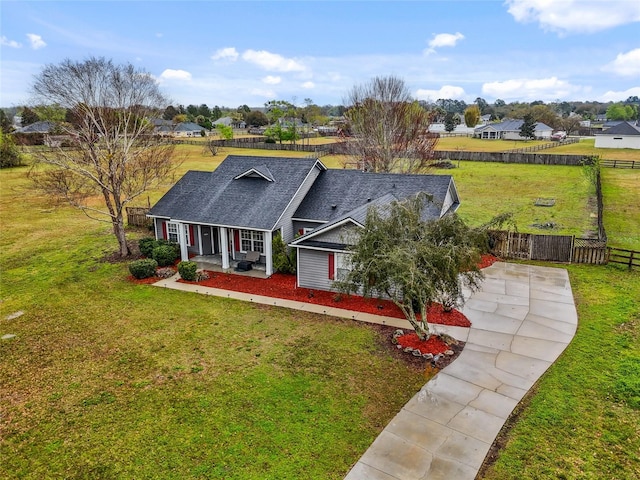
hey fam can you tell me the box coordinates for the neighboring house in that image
[147,155,460,290]
[213,116,247,129]
[474,119,553,140]
[594,121,640,149]
[173,122,207,137]
[15,121,53,134]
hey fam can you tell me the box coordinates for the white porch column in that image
[264,230,273,277]
[219,227,230,269]
[177,223,189,261]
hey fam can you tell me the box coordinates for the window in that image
[166,222,191,246]
[240,230,264,253]
[335,253,350,281]
[167,222,179,243]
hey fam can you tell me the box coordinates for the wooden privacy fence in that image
[489,231,609,265]
[126,207,151,227]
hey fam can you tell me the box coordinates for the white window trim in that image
[240,229,264,254]
[335,252,350,281]
[167,222,191,246]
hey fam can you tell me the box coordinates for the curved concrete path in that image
[152,262,577,479]
[344,262,578,480]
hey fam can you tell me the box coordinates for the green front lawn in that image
[0,165,427,479]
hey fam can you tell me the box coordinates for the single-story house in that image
[213,117,247,129]
[474,119,553,140]
[147,155,460,290]
[173,122,207,137]
[15,121,54,134]
[594,121,640,149]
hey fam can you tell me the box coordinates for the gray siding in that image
[292,220,324,236]
[297,249,334,291]
[275,165,323,244]
[311,224,358,245]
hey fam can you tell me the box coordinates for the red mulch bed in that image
[478,253,500,269]
[178,272,472,327]
[397,333,451,356]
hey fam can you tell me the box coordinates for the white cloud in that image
[425,32,465,54]
[262,75,281,85]
[159,69,192,81]
[249,88,276,98]
[302,81,315,89]
[599,86,640,102]
[505,0,640,34]
[1,36,21,48]
[415,85,466,101]
[242,49,306,72]
[482,76,582,100]
[26,33,46,49]
[603,48,640,76]
[211,47,239,62]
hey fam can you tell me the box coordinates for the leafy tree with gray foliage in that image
[334,193,490,340]
[28,57,178,257]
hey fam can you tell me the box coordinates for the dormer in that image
[234,164,274,182]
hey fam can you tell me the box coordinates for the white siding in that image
[595,135,640,149]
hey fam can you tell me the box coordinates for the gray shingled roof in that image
[597,121,640,136]
[291,193,397,247]
[293,169,457,223]
[148,155,324,230]
[475,119,552,132]
[16,121,53,133]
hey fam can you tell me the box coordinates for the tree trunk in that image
[113,217,130,257]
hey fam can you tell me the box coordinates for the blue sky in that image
[1,0,639,108]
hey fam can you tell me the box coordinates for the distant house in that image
[173,122,207,137]
[147,155,460,288]
[213,116,246,129]
[594,121,640,149]
[474,119,553,140]
[15,121,54,134]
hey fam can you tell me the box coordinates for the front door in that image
[201,226,214,255]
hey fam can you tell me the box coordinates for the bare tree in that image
[342,76,438,173]
[29,57,178,257]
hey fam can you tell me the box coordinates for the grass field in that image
[172,145,597,237]
[481,263,640,479]
[2,146,638,478]
[0,165,427,479]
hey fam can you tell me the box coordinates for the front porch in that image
[191,254,269,279]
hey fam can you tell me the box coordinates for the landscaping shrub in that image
[272,233,296,274]
[178,261,198,281]
[139,237,178,258]
[128,258,158,279]
[138,237,158,258]
[152,244,179,267]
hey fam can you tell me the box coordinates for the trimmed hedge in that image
[139,238,178,258]
[129,259,158,279]
[152,244,179,267]
[178,261,198,281]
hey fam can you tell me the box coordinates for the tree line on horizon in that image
[3,94,639,136]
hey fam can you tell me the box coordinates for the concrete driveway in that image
[344,262,578,480]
